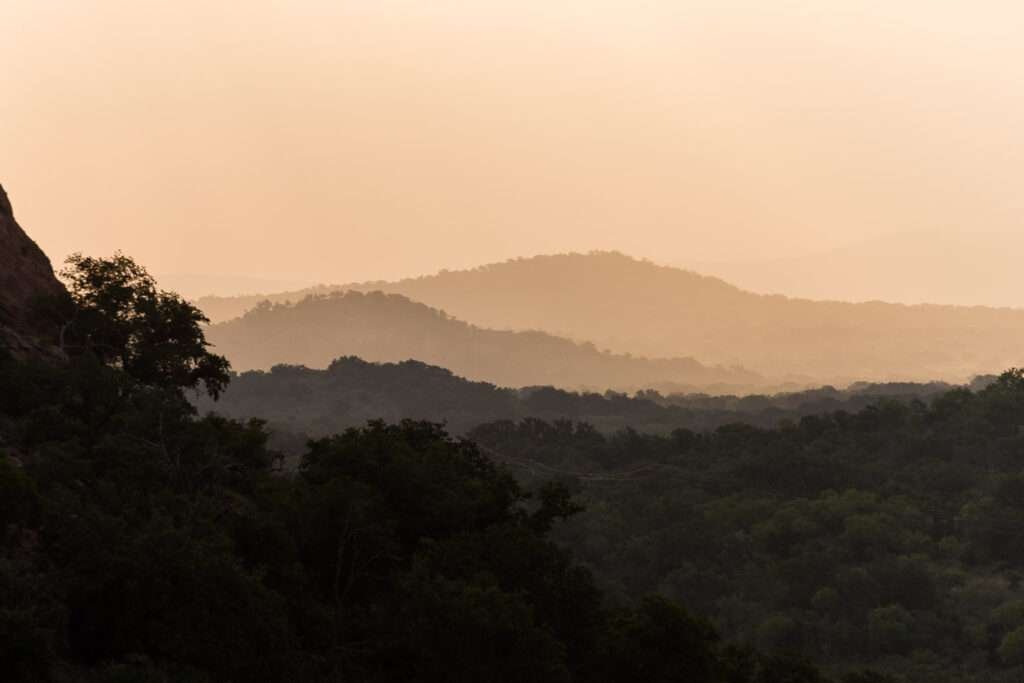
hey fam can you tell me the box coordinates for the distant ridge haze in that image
[10,2,1024,294]
[205,288,762,393]
[198,252,1024,384]
[155,273,315,300]
[691,231,1024,309]
[181,233,1024,309]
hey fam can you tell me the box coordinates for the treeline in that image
[467,373,1024,682]
[199,356,963,440]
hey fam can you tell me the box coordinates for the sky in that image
[2,1,1023,297]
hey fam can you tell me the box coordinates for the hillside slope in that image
[198,356,955,439]
[0,184,66,358]
[205,290,761,392]
[199,251,1024,383]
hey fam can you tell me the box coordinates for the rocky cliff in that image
[0,184,67,358]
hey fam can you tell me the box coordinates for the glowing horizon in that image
[3,1,1023,302]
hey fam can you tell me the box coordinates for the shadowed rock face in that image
[0,184,67,357]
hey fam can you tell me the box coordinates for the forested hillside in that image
[199,356,958,439]
[205,290,762,392]
[10,350,846,681]
[2,184,1016,681]
[0,250,853,682]
[198,252,1024,384]
[469,374,1024,682]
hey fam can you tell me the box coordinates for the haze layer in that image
[3,1,1023,304]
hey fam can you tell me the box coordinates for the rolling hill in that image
[204,290,762,392]
[198,251,1024,383]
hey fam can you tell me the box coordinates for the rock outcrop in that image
[0,184,67,358]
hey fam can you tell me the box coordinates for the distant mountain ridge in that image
[155,272,315,300]
[205,289,762,392]
[197,251,1024,384]
[195,252,743,326]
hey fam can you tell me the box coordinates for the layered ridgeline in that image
[198,252,1024,384]
[205,290,762,392]
[0,184,66,359]
[198,355,959,439]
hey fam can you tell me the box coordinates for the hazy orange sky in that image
[3,1,1023,298]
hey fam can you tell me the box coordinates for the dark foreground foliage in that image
[469,371,1024,682]
[0,349,865,682]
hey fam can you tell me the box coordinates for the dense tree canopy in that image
[59,252,230,398]
[468,371,1024,682]
[1,347,847,681]
[198,356,959,439]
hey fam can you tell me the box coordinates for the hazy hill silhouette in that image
[199,251,1024,383]
[205,290,761,392]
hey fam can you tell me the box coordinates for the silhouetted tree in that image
[61,252,230,398]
